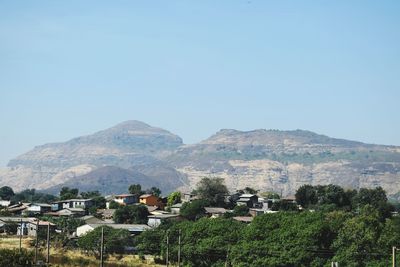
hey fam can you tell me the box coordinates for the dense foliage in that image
[113,204,149,224]
[194,177,228,207]
[0,186,15,200]
[78,226,132,255]
[10,188,57,203]
[0,248,34,267]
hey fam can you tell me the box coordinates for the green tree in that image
[114,205,149,224]
[332,205,383,267]
[0,186,14,200]
[180,199,209,221]
[230,212,333,267]
[77,226,132,255]
[60,187,79,200]
[195,177,228,207]
[128,184,144,197]
[167,191,181,207]
[295,184,318,208]
[0,248,34,267]
[108,200,120,209]
[147,187,162,197]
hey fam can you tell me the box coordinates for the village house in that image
[170,203,183,214]
[139,194,164,209]
[147,214,180,228]
[26,219,56,236]
[236,194,259,208]
[113,194,136,206]
[51,199,93,211]
[205,207,228,218]
[23,203,52,215]
[76,223,150,237]
[57,208,86,217]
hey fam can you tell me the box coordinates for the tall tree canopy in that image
[195,177,228,207]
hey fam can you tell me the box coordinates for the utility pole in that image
[19,218,22,253]
[178,229,181,267]
[393,246,397,267]
[34,219,39,264]
[100,227,104,267]
[46,223,50,265]
[166,231,169,267]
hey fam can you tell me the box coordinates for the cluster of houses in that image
[0,191,297,240]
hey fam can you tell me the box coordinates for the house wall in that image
[140,196,159,206]
[76,224,95,237]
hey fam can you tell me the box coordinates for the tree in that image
[60,187,79,200]
[167,191,181,207]
[11,189,57,203]
[295,184,317,208]
[108,200,120,209]
[243,187,258,194]
[114,205,149,224]
[195,177,228,207]
[332,205,383,266]
[180,199,209,221]
[0,186,14,200]
[230,212,333,267]
[260,191,280,200]
[136,218,245,266]
[147,187,162,197]
[0,248,34,267]
[78,226,132,255]
[128,184,144,197]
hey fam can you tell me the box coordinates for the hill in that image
[1,121,399,196]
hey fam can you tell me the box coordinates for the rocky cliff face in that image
[1,121,185,193]
[1,122,399,196]
[166,129,400,196]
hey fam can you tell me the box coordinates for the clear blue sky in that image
[0,1,399,166]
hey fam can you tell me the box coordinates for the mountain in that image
[166,129,400,196]
[1,121,400,196]
[0,120,185,194]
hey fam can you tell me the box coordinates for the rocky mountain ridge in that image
[1,121,399,196]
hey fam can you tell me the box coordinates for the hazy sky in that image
[0,1,399,167]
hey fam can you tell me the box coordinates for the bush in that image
[0,248,34,267]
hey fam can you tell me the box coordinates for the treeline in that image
[135,183,400,267]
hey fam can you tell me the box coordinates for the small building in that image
[170,203,183,214]
[0,200,11,207]
[113,194,136,206]
[249,208,265,217]
[24,203,52,215]
[57,208,86,217]
[181,192,198,203]
[236,194,259,208]
[204,207,227,218]
[26,219,56,236]
[147,214,180,228]
[139,194,164,209]
[76,223,150,237]
[7,203,31,215]
[52,199,93,211]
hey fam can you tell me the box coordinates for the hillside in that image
[1,121,400,196]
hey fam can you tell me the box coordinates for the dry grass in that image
[0,236,161,266]
[0,236,32,249]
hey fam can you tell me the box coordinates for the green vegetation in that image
[193,177,228,207]
[0,248,34,267]
[0,186,15,200]
[11,188,57,203]
[166,191,181,207]
[114,205,149,224]
[60,187,79,200]
[77,225,133,256]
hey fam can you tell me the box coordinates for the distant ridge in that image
[0,120,399,196]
